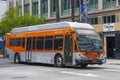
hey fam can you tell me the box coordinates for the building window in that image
[88,0,98,11]
[32,1,38,15]
[103,0,116,9]
[16,0,22,15]
[36,37,44,50]
[89,17,98,24]
[54,36,63,50]
[103,15,115,23]
[63,0,70,10]
[45,36,53,50]
[9,0,14,8]
[41,0,48,17]
[16,0,22,6]
[24,0,30,14]
[50,0,56,17]
[75,0,80,8]
[61,0,70,16]
[74,0,80,14]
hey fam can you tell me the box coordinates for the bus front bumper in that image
[75,58,106,65]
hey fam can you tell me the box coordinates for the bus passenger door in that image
[26,37,32,62]
[64,35,73,65]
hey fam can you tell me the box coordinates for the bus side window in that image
[36,37,44,50]
[22,38,25,48]
[16,38,21,46]
[74,41,78,52]
[32,37,36,50]
[45,36,53,50]
[54,35,63,50]
[9,38,15,46]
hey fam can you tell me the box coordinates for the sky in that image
[0,1,6,20]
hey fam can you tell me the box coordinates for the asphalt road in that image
[0,59,120,80]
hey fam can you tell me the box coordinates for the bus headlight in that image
[99,54,106,63]
[102,59,106,63]
[99,54,105,59]
[79,54,86,59]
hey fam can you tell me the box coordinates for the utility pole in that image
[56,0,60,22]
[71,0,74,22]
[80,0,89,23]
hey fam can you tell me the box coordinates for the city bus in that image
[5,22,106,68]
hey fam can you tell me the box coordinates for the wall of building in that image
[0,0,6,20]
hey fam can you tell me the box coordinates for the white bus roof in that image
[10,22,94,33]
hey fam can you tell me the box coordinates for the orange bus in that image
[5,22,106,67]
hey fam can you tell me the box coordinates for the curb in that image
[105,59,120,65]
[106,62,120,65]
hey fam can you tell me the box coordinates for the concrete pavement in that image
[106,59,120,65]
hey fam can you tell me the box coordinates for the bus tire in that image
[14,53,21,64]
[80,64,88,68]
[54,54,63,67]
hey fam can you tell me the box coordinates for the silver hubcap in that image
[57,57,62,65]
[16,55,19,63]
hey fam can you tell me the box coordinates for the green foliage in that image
[0,7,46,37]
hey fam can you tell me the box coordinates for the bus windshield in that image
[76,35,102,52]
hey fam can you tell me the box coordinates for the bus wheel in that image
[14,53,20,64]
[80,64,88,68]
[54,55,63,67]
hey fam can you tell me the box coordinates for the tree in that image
[0,7,46,57]
[0,7,46,38]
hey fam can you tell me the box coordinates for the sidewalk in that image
[106,59,120,65]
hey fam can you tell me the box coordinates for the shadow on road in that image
[18,62,107,70]
[0,59,107,70]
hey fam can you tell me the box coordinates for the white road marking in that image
[61,71,99,77]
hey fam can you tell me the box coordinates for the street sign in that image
[103,23,115,31]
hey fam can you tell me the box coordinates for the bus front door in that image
[26,37,32,62]
[64,35,73,65]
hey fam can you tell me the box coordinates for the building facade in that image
[0,0,6,20]
[6,0,120,59]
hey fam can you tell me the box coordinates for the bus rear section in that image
[5,22,106,68]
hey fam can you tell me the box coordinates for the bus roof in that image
[10,22,94,33]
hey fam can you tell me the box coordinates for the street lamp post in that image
[56,0,60,22]
[71,0,74,22]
